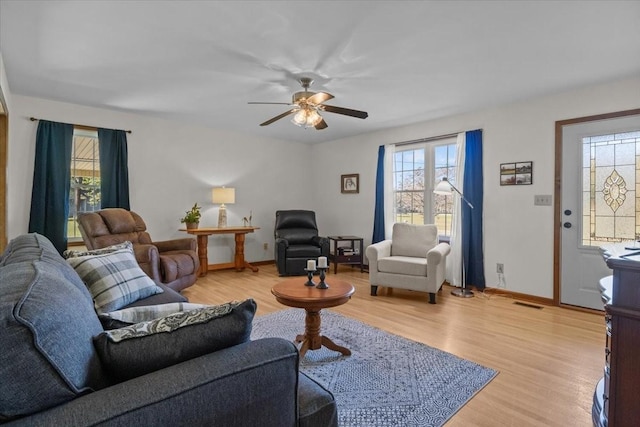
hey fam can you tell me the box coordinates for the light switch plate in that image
[534,195,552,206]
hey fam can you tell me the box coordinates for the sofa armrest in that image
[131,243,161,282]
[153,238,197,253]
[9,338,299,427]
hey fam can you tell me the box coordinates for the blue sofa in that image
[0,234,337,426]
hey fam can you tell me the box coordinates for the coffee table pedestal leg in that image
[295,309,351,359]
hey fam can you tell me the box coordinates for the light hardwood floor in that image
[183,264,604,427]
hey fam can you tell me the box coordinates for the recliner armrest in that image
[312,236,330,257]
[153,238,197,253]
[131,243,161,282]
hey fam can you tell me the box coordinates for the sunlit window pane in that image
[68,129,101,241]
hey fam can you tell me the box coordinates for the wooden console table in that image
[180,226,260,276]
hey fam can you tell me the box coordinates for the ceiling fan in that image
[248,77,368,130]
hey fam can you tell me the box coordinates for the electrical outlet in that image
[263,243,268,251]
[496,263,504,274]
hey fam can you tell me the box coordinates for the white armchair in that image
[366,223,451,304]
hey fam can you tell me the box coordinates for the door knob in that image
[564,209,572,216]
[563,222,572,228]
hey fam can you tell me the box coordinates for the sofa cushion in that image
[0,234,106,421]
[66,242,163,314]
[2,233,93,302]
[98,302,208,329]
[93,299,256,382]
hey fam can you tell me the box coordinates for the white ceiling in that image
[1,1,639,144]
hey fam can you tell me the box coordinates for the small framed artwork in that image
[341,173,359,194]
[500,161,533,185]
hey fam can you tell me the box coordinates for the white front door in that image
[560,112,640,310]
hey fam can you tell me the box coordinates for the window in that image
[582,130,640,246]
[68,128,100,241]
[393,138,457,236]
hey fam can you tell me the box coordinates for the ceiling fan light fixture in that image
[291,108,322,128]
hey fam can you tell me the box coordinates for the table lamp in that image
[212,187,235,228]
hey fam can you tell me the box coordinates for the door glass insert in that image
[582,130,640,246]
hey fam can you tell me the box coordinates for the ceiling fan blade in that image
[248,102,292,105]
[319,104,368,119]
[314,118,328,130]
[306,92,334,105]
[260,109,298,126]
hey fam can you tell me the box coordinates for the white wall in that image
[8,95,314,264]
[313,75,640,299]
[7,76,640,298]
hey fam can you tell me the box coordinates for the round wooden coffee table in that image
[271,277,355,359]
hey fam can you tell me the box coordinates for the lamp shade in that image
[212,187,235,205]
[434,178,452,195]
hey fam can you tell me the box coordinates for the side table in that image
[271,277,355,359]
[328,236,363,274]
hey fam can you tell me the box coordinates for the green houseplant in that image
[180,203,202,229]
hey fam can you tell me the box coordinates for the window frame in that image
[392,137,457,236]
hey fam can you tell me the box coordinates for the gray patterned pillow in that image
[94,299,257,382]
[98,302,209,329]
[66,242,163,314]
[63,241,131,259]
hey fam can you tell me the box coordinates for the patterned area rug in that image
[251,309,498,427]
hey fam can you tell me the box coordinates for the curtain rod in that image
[394,132,460,147]
[29,117,132,134]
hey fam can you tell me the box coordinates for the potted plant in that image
[180,203,202,229]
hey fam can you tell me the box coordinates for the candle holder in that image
[316,267,329,289]
[304,268,316,287]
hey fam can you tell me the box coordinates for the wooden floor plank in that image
[182,264,604,426]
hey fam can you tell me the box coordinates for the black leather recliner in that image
[274,210,330,276]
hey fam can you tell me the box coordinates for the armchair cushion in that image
[93,299,256,382]
[65,242,163,314]
[378,256,427,276]
[391,222,438,257]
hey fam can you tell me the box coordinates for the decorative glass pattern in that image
[582,131,640,246]
[602,170,627,213]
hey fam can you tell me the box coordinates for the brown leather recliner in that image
[77,208,199,292]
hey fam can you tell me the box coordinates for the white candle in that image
[318,256,328,268]
[307,260,316,270]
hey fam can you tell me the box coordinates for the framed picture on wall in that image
[500,161,533,185]
[341,174,359,194]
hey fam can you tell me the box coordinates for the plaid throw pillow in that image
[66,242,163,314]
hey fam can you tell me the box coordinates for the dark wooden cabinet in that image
[327,236,363,274]
[593,248,640,426]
